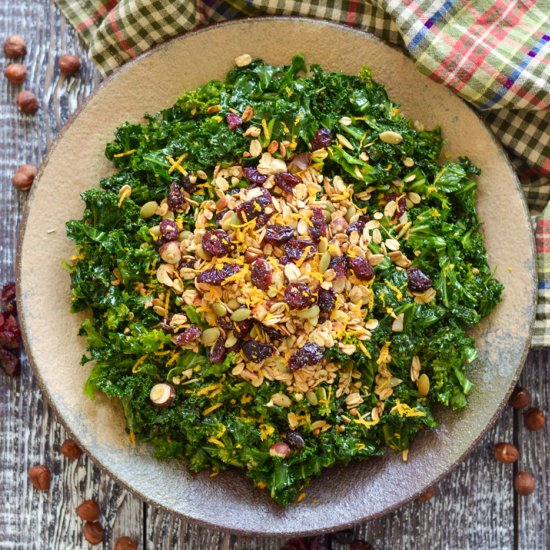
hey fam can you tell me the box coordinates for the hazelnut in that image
[149,383,176,408]
[76,499,100,522]
[28,464,51,490]
[4,63,26,85]
[60,438,83,460]
[509,386,530,409]
[244,249,262,263]
[58,53,81,76]
[492,442,519,463]
[269,441,290,458]
[523,407,545,431]
[12,164,38,192]
[3,35,27,58]
[16,90,39,115]
[83,521,105,545]
[514,471,536,495]
[417,485,439,502]
[115,536,138,550]
[159,241,181,265]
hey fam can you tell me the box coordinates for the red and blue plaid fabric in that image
[53,0,550,344]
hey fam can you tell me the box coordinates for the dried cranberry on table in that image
[175,325,202,346]
[242,340,276,363]
[310,128,333,150]
[226,112,242,130]
[202,229,232,257]
[309,208,326,242]
[407,267,432,292]
[250,258,272,290]
[197,263,240,286]
[329,255,348,278]
[288,342,324,371]
[274,171,301,194]
[284,282,316,310]
[349,257,374,281]
[264,224,295,246]
[243,166,267,186]
[167,180,185,210]
[283,239,317,262]
[159,219,179,242]
[317,287,336,313]
[0,282,16,312]
[0,347,20,376]
[0,311,21,348]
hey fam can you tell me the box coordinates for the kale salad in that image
[66,55,503,507]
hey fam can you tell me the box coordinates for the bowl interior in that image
[17,18,535,535]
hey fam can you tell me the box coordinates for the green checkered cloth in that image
[54,0,550,345]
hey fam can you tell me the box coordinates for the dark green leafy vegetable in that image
[67,56,502,507]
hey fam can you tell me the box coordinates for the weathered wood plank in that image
[0,1,141,548]
[517,350,550,550]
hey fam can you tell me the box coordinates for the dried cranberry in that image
[286,431,305,451]
[386,193,407,218]
[346,214,370,236]
[232,314,253,339]
[0,347,20,377]
[1,282,16,313]
[274,172,301,194]
[310,128,333,150]
[250,258,272,290]
[259,324,284,341]
[283,239,317,262]
[210,336,227,363]
[407,267,432,292]
[349,257,374,281]
[317,288,336,313]
[236,190,272,227]
[329,255,348,278]
[242,340,276,363]
[159,219,179,242]
[226,112,242,130]
[167,181,185,211]
[175,325,202,346]
[243,166,267,186]
[178,257,195,270]
[288,342,324,371]
[309,208,326,242]
[180,173,196,195]
[216,315,233,332]
[0,312,20,349]
[264,225,295,246]
[284,282,315,310]
[202,229,232,257]
[197,263,240,285]
[160,321,175,333]
[278,255,291,266]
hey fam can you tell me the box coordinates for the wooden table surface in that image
[0,2,548,549]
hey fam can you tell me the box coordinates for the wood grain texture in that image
[0,0,547,548]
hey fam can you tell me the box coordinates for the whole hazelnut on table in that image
[76,499,101,522]
[115,536,139,550]
[492,442,519,463]
[16,90,39,115]
[3,35,27,58]
[12,164,38,192]
[523,407,545,431]
[83,521,105,545]
[60,437,83,460]
[4,63,26,85]
[509,386,531,409]
[28,464,51,490]
[58,53,81,76]
[514,471,536,495]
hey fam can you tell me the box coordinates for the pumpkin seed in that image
[417,374,430,396]
[271,393,292,408]
[319,252,331,273]
[211,303,226,317]
[295,305,320,319]
[379,131,403,145]
[231,308,251,322]
[224,331,237,348]
[140,201,159,219]
[306,391,318,406]
[201,327,221,346]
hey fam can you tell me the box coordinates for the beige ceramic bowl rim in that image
[16,17,536,536]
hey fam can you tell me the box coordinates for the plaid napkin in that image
[54,0,550,344]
